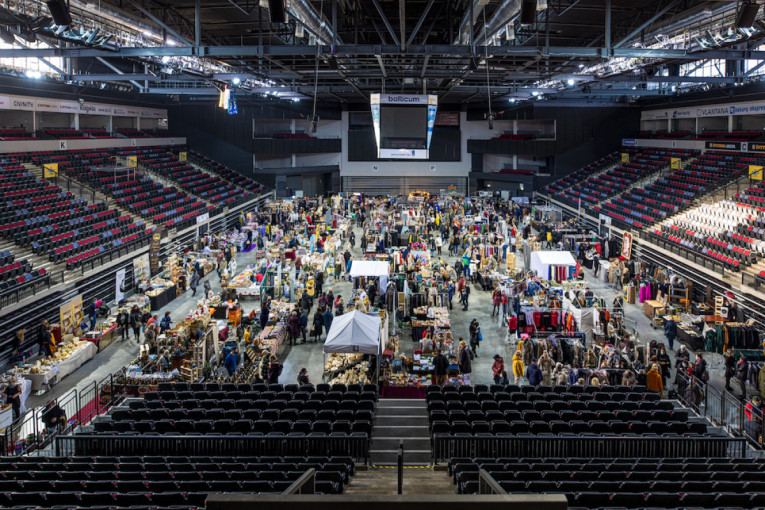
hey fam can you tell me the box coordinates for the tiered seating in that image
[0,249,47,295]
[492,133,536,141]
[591,149,717,228]
[116,128,152,138]
[0,454,356,505]
[273,132,315,139]
[543,152,619,196]
[0,128,37,140]
[0,153,151,271]
[184,150,267,194]
[556,148,685,210]
[82,129,115,138]
[655,193,765,272]
[94,382,377,437]
[495,168,535,175]
[135,149,251,208]
[426,384,705,437]
[450,457,765,508]
[44,128,87,139]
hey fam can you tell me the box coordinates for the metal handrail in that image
[397,442,404,495]
[282,468,316,495]
[432,433,747,463]
[478,469,507,495]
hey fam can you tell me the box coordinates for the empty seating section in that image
[543,152,619,195]
[94,382,377,437]
[121,146,251,212]
[0,128,37,140]
[426,384,705,437]
[44,128,87,139]
[185,150,267,194]
[649,152,765,272]
[273,132,315,139]
[0,454,356,505]
[116,128,152,138]
[591,149,716,228]
[62,156,205,229]
[0,152,151,271]
[495,169,535,175]
[0,248,46,295]
[81,129,115,138]
[556,148,688,210]
[492,133,536,141]
[451,457,765,508]
[640,129,764,141]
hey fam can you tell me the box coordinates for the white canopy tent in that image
[349,260,390,292]
[530,251,577,280]
[323,310,382,354]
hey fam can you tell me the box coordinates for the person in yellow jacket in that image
[512,350,525,384]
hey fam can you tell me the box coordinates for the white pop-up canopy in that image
[349,260,389,278]
[530,251,577,279]
[349,260,390,292]
[323,310,382,354]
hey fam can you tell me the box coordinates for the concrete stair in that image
[344,467,454,495]
[371,399,431,466]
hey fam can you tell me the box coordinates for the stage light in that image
[0,28,15,44]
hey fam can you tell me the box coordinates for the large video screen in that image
[380,106,428,148]
[370,93,438,159]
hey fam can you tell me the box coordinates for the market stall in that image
[323,310,382,385]
[529,251,577,282]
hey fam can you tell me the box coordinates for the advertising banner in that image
[43,163,58,178]
[621,153,629,163]
[149,226,163,276]
[426,103,437,149]
[750,165,763,180]
[115,268,126,302]
[670,158,680,169]
[127,156,137,167]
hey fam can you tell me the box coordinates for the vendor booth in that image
[323,311,382,385]
[530,251,577,282]
[349,260,390,291]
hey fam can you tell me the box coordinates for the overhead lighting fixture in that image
[566,79,575,86]
[505,23,515,41]
[531,91,539,96]
[142,30,154,37]
[25,69,42,79]
[46,0,72,26]
[0,28,15,44]
[736,1,760,28]
[232,77,241,85]
[508,98,516,103]
[537,0,548,10]
[161,55,171,63]
[578,64,585,69]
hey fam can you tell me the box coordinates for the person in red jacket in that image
[491,354,505,384]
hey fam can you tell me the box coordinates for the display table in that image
[83,324,117,351]
[149,285,177,311]
[20,366,57,392]
[54,341,98,380]
[381,386,426,399]
[644,300,666,318]
[677,326,704,351]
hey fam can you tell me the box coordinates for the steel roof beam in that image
[4,44,765,59]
